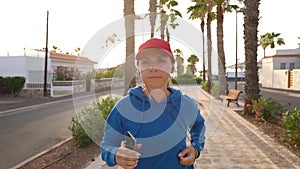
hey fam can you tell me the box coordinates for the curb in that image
[10,137,73,169]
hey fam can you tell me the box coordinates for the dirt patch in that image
[19,139,100,169]
[237,112,300,158]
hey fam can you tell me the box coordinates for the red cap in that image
[136,38,173,59]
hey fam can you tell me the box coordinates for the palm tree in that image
[74,47,81,56]
[157,0,181,41]
[206,0,215,92]
[52,45,62,53]
[258,32,285,58]
[187,0,215,92]
[187,54,199,76]
[149,0,157,38]
[187,0,207,82]
[124,0,136,94]
[243,0,260,114]
[214,0,229,95]
[173,48,184,76]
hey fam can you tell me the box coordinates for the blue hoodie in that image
[101,86,205,169]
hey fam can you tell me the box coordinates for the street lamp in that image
[235,9,238,89]
[231,5,243,90]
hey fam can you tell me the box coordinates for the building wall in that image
[26,56,52,82]
[0,56,52,83]
[273,57,300,70]
[273,70,289,89]
[262,49,300,91]
[0,56,27,78]
[261,57,274,88]
[293,69,300,90]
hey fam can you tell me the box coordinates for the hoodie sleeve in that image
[100,106,124,166]
[190,109,206,158]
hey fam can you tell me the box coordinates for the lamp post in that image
[234,9,238,90]
[232,5,243,90]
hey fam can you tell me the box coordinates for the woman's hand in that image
[178,146,198,166]
[116,144,142,169]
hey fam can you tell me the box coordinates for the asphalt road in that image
[227,81,300,110]
[0,94,103,169]
[260,88,300,110]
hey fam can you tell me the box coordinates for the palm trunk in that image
[160,13,167,40]
[216,4,226,96]
[206,12,213,92]
[124,0,136,95]
[201,20,206,82]
[243,0,261,114]
[149,0,157,38]
[166,27,170,42]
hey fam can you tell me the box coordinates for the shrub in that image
[194,77,202,84]
[171,74,201,84]
[202,81,209,91]
[96,97,119,120]
[247,98,287,124]
[2,76,25,96]
[171,78,177,85]
[0,77,5,95]
[54,66,81,81]
[69,96,119,148]
[69,116,93,148]
[281,108,300,145]
[211,83,220,98]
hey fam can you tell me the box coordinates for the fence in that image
[21,78,125,97]
[51,80,86,97]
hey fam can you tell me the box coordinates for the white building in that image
[261,49,300,91]
[0,51,97,88]
[0,55,51,83]
[50,52,97,75]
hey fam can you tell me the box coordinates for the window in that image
[280,63,286,69]
[289,62,295,70]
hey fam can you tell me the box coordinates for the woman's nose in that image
[149,67,157,72]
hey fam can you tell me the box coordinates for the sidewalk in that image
[86,85,300,169]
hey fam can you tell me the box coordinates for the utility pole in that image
[235,10,238,90]
[44,10,49,97]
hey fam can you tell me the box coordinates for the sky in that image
[0,0,299,69]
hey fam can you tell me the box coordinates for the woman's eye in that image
[158,59,166,63]
[140,60,148,65]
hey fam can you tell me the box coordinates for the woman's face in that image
[137,50,173,89]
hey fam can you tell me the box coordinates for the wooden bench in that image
[221,89,243,107]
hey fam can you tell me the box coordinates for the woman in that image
[100,38,205,169]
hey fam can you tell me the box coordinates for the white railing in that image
[22,78,125,97]
[51,80,86,97]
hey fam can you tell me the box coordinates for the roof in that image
[50,52,97,64]
[264,49,300,58]
[264,54,300,58]
[226,58,262,69]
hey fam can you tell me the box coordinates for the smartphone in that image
[124,131,136,150]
